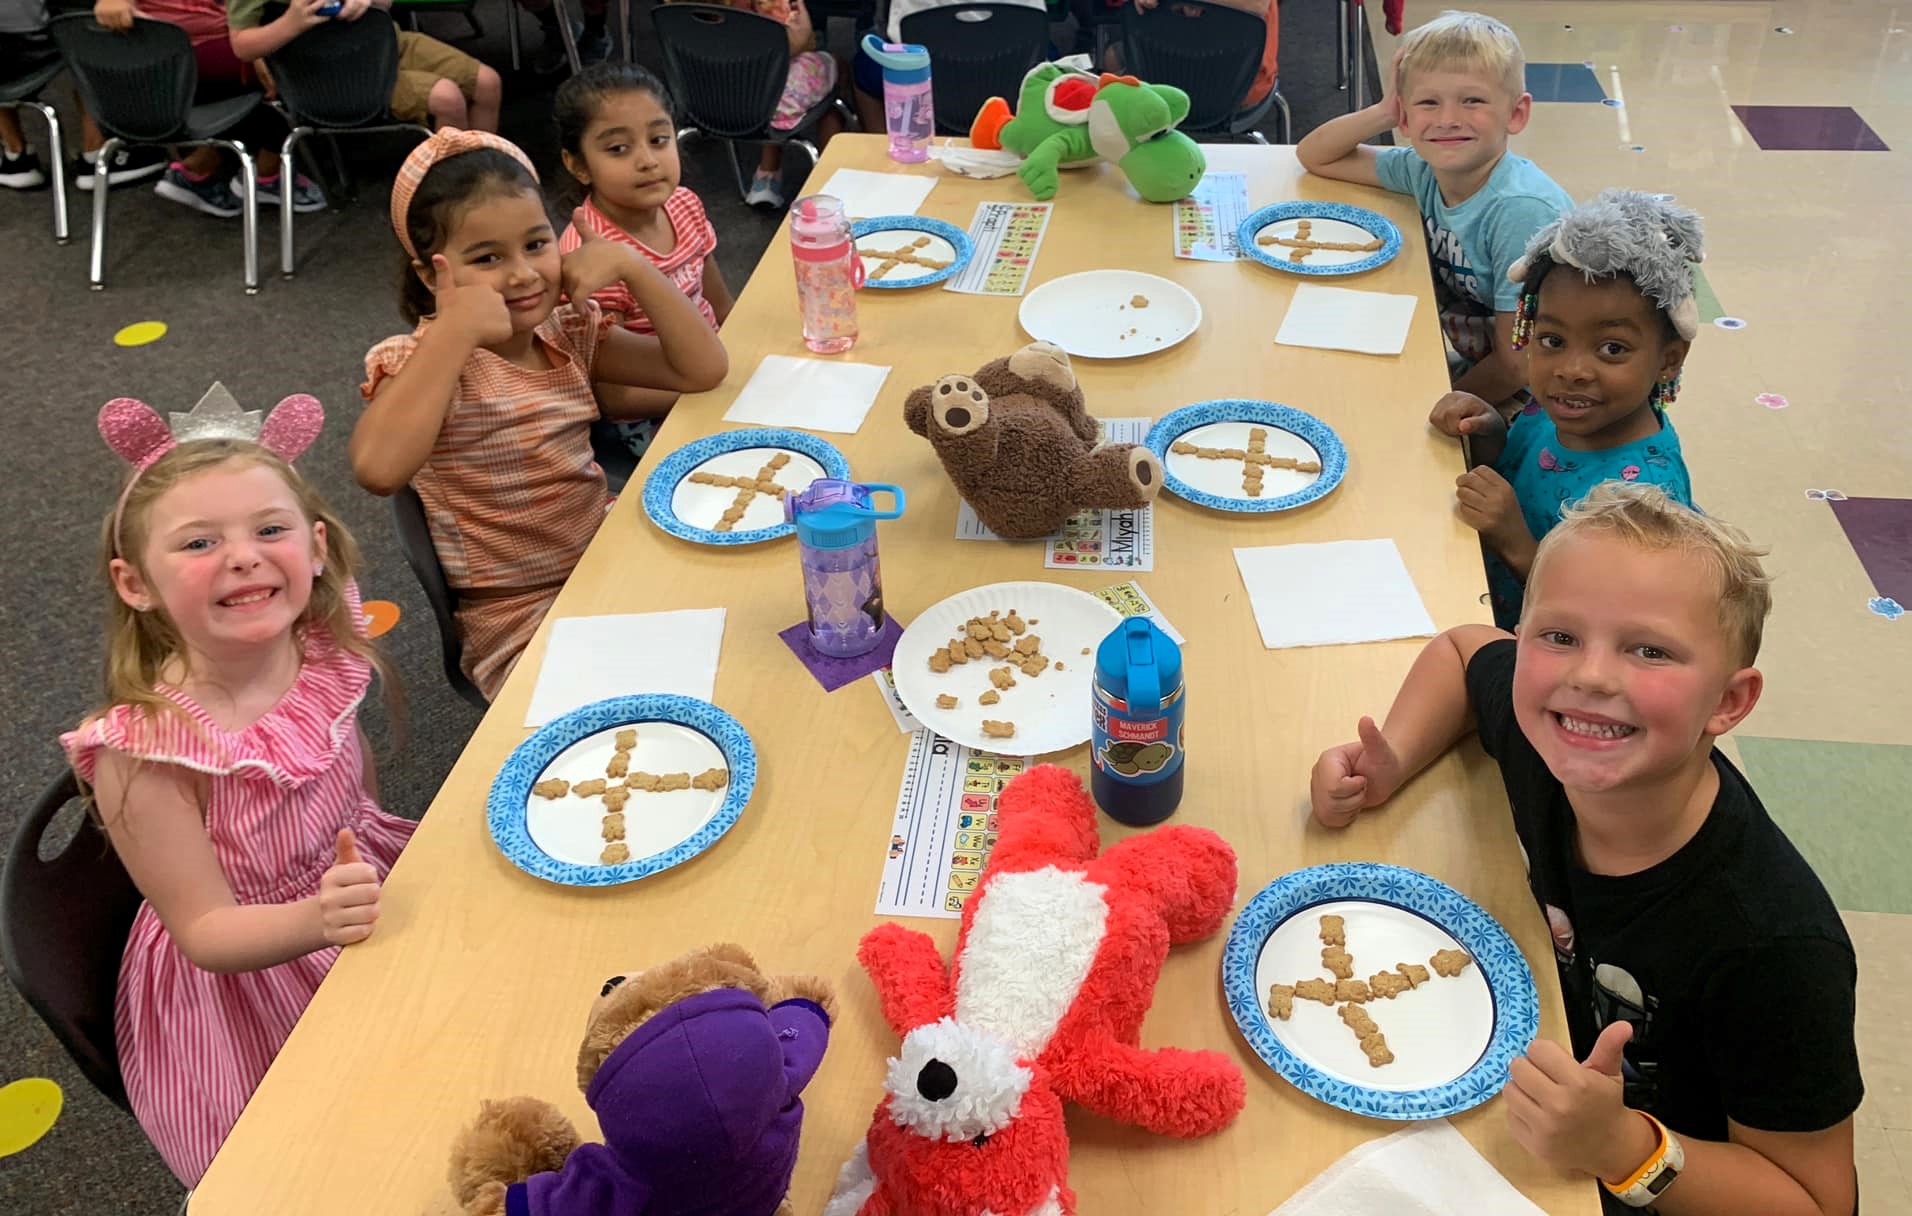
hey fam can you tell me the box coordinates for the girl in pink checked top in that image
[61,388,414,1186]
[555,62,733,461]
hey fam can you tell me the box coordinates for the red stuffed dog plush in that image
[826,765,1244,1216]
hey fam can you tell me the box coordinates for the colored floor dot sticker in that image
[1715,316,1747,330]
[1804,489,1849,502]
[0,1078,63,1158]
[1775,27,1794,35]
[112,321,167,347]
[360,600,401,639]
[1756,393,1790,410]
[1870,597,1905,620]
[1602,98,1624,108]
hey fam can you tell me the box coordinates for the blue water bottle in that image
[1091,617,1185,825]
[785,479,906,658]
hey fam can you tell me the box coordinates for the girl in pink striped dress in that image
[62,390,415,1186]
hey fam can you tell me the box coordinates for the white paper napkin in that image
[818,168,937,220]
[524,609,727,727]
[723,355,892,434]
[928,142,1023,179]
[1269,1121,1546,1216]
[1232,539,1436,648]
[1276,283,1420,356]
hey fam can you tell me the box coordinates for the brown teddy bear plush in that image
[448,943,835,1216]
[904,341,1163,539]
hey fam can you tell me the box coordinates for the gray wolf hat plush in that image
[1510,189,1707,343]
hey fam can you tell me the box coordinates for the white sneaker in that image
[744,169,785,209]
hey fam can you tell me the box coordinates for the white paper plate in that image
[1164,419,1324,504]
[1018,270,1202,359]
[523,721,730,869]
[1251,216,1386,269]
[1250,899,1494,1092]
[668,446,828,535]
[892,581,1122,755]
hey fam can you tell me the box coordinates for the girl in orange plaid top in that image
[352,129,728,701]
[556,63,734,461]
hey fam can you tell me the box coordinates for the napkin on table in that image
[1232,539,1437,648]
[1268,1121,1547,1216]
[1276,283,1420,356]
[524,609,726,727]
[723,355,892,435]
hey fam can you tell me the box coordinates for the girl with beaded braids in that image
[1428,189,1703,628]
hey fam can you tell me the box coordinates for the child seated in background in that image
[1299,10,1570,410]
[352,130,727,699]
[556,63,731,462]
[225,0,502,134]
[1312,482,1860,1216]
[665,0,841,209]
[1430,189,1700,629]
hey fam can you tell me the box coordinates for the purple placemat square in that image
[1830,497,1912,606]
[1730,105,1889,151]
[778,615,905,692]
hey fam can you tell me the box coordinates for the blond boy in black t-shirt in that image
[1310,482,1860,1216]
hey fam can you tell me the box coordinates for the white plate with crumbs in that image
[1018,270,1201,359]
[892,581,1121,755]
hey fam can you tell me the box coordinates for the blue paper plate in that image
[642,428,850,546]
[1222,863,1540,1120]
[1144,399,1347,513]
[851,215,973,289]
[487,694,757,887]
[1238,201,1403,277]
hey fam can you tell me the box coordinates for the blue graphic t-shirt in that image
[1486,405,1693,629]
[1374,148,1572,362]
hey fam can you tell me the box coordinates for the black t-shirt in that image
[1465,640,1862,1152]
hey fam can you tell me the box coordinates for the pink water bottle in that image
[861,36,933,163]
[790,194,863,354]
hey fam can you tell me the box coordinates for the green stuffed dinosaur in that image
[969,60,1207,203]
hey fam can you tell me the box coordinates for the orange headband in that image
[389,127,540,260]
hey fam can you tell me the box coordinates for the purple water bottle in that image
[790,194,864,355]
[861,36,933,163]
[785,480,906,658]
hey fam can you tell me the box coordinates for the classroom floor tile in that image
[1829,497,1912,609]
[1847,911,1912,1132]
[1730,105,1890,151]
[1739,740,1912,915]
[1524,62,1607,102]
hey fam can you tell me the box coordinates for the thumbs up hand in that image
[561,208,642,304]
[1504,1022,1656,1180]
[318,827,382,947]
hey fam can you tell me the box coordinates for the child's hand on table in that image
[1505,1022,1658,1181]
[318,828,381,947]
[561,209,645,303]
[1310,716,1407,828]
[430,254,514,348]
[1429,391,1504,438]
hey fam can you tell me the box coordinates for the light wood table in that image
[192,136,1595,1215]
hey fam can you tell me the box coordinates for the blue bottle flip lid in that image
[784,479,905,550]
[861,35,931,83]
[1095,617,1183,715]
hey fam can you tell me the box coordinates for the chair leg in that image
[723,139,747,201]
[794,138,821,171]
[506,0,521,72]
[227,141,260,294]
[31,101,69,244]
[1349,0,1366,112]
[88,135,116,290]
[618,0,632,62]
[1246,129,1269,146]
[280,128,303,278]
[1273,91,1292,145]
[327,134,352,201]
[551,0,582,74]
[1338,0,1349,89]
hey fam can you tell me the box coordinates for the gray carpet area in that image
[0,1,1374,1207]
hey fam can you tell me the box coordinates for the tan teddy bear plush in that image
[904,341,1163,539]
[448,943,835,1216]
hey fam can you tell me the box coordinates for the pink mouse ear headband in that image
[389,127,540,260]
[100,382,324,558]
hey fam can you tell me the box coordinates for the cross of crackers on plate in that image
[1256,217,1385,264]
[1170,426,1323,497]
[861,234,952,281]
[1264,913,1475,1068]
[530,727,730,865]
[688,451,794,532]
